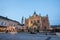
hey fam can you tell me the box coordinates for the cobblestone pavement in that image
[0,33,60,40]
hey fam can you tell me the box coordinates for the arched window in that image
[43,19,45,23]
[44,26,47,31]
[31,21,33,23]
[37,20,40,23]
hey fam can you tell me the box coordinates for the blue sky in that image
[0,0,60,25]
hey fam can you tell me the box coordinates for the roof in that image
[0,16,20,25]
[25,11,48,20]
[51,25,60,28]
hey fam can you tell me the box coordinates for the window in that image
[44,26,46,29]
[43,19,45,23]
[4,22,6,25]
[13,24,15,26]
[1,21,4,26]
[31,21,33,23]
[34,20,36,23]
[37,20,40,23]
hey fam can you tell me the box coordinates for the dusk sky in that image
[0,0,60,25]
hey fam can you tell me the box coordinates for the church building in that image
[24,12,50,32]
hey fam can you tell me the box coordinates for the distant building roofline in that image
[0,16,20,25]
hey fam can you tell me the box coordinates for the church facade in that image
[24,12,50,32]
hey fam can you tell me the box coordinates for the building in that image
[0,26,7,32]
[0,16,21,32]
[24,12,50,32]
[51,25,60,32]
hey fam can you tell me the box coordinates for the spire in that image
[21,16,24,24]
[39,13,41,16]
[34,11,36,15]
[46,14,48,17]
[33,11,38,16]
